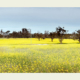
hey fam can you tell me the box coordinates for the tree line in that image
[0,26,80,44]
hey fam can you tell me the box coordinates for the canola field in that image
[0,38,80,73]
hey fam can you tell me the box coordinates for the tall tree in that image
[0,30,3,37]
[49,32,56,42]
[44,31,49,38]
[6,30,10,38]
[71,30,80,43]
[22,28,30,38]
[76,30,80,43]
[71,32,77,40]
[56,26,67,44]
[12,31,18,38]
[36,32,43,41]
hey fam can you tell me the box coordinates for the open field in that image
[0,38,80,73]
[0,38,79,44]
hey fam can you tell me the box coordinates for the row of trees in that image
[0,28,31,38]
[0,26,80,44]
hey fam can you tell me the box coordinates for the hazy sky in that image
[0,7,80,33]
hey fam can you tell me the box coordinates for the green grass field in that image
[0,38,80,73]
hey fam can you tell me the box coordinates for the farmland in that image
[0,38,80,73]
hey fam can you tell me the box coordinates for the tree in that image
[22,28,30,38]
[0,30,10,38]
[12,31,18,38]
[71,32,77,40]
[36,32,43,41]
[0,30,3,34]
[49,32,56,42]
[0,34,3,38]
[64,34,71,39]
[76,30,80,43]
[0,30,3,37]
[44,31,49,38]
[5,30,10,38]
[56,26,67,44]
[71,30,80,43]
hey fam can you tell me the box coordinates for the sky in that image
[0,7,80,33]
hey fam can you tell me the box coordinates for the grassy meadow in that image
[0,38,80,73]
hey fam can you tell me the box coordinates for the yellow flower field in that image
[0,38,79,44]
[0,38,80,73]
